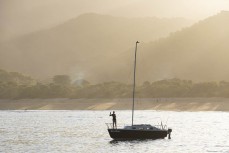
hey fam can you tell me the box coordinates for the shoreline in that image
[0,98,229,111]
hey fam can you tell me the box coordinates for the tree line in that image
[1,69,229,99]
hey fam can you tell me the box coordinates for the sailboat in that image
[106,41,172,140]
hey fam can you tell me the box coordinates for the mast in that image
[132,41,139,126]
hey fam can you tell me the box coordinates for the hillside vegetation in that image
[1,69,229,99]
[134,11,229,82]
[1,12,229,83]
[0,13,190,82]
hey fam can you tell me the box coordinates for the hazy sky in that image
[1,0,229,40]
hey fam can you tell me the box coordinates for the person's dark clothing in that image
[110,112,117,128]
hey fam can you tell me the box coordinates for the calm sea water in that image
[0,110,229,153]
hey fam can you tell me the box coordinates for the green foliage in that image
[0,69,35,85]
[1,69,229,99]
[53,75,71,86]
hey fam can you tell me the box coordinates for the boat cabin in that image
[124,124,166,131]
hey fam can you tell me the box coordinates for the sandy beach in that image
[0,98,229,111]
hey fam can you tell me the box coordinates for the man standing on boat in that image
[109,111,117,129]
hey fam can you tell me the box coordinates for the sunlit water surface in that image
[0,110,229,153]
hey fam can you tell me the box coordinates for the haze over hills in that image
[2,0,229,41]
[0,13,191,82]
[131,11,229,82]
[1,11,229,83]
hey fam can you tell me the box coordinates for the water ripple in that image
[0,110,229,153]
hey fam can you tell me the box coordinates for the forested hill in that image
[132,11,229,82]
[0,13,191,82]
[2,12,229,84]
